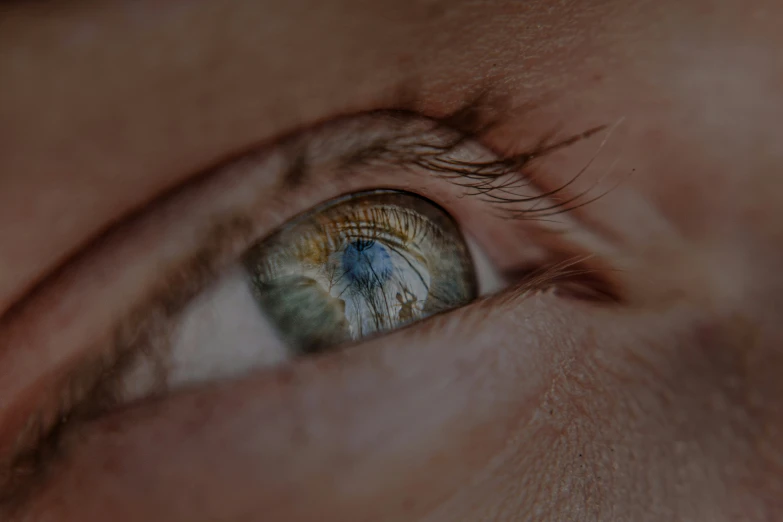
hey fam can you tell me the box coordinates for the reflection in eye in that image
[243,190,476,354]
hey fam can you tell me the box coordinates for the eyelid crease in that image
[0,106,608,510]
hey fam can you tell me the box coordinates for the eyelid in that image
[0,110,606,503]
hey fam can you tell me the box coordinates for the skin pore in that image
[2,0,783,520]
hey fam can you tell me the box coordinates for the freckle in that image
[549,410,553,415]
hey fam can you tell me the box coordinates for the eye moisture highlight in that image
[243,190,476,354]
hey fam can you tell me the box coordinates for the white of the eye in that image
[467,237,506,297]
[119,265,291,399]
[167,265,291,386]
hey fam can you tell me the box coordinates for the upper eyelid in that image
[0,109,598,501]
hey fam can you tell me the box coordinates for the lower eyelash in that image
[497,254,624,306]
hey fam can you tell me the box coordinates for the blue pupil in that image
[341,239,393,286]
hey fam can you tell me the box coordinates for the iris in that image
[244,190,476,354]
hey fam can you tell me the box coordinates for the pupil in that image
[352,238,375,252]
[342,239,392,285]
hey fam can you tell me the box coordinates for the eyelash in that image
[0,105,610,512]
[323,109,610,221]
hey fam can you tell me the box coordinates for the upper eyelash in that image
[331,109,612,221]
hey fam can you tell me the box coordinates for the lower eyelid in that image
[21,292,577,521]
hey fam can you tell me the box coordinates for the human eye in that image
[0,107,615,517]
[243,189,477,354]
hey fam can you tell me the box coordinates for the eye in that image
[244,190,476,354]
[0,110,611,508]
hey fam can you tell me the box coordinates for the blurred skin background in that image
[1,0,783,520]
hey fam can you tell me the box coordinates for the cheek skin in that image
[21,297,777,521]
[22,293,571,522]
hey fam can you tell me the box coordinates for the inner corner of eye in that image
[233,189,501,357]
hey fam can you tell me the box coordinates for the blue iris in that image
[341,239,393,286]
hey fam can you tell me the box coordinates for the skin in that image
[1,0,783,520]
